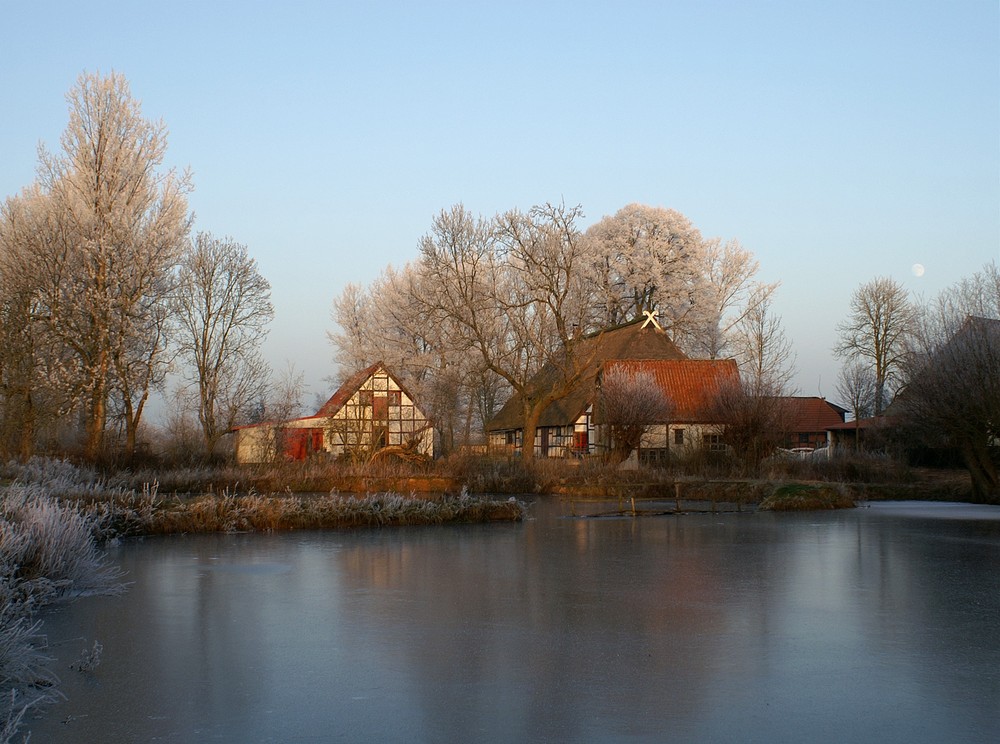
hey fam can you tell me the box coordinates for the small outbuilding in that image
[233,362,433,464]
[779,397,849,451]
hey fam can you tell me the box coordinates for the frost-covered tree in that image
[0,189,52,459]
[30,71,191,459]
[584,204,707,342]
[174,233,273,458]
[583,205,772,358]
[696,238,779,359]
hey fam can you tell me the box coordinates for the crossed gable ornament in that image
[641,309,661,331]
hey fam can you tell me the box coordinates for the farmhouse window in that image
[674,429,684,446]
[704,433,725,452]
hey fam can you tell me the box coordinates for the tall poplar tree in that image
[35,71,191,459]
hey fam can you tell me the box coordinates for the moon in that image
[912,263,925,277]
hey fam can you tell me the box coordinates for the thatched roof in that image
[486,319,687,432]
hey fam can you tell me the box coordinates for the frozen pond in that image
[29,500,1000,742]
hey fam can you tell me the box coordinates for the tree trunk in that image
[521,404,543,462]
[85,375,108,460]
[123,392,148,461]
[962,440,1000,504]
[17,389,35,461]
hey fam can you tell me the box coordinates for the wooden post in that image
[674,482,682,512]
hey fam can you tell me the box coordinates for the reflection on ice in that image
[29,500,1000,743]
[864,500,1000,521]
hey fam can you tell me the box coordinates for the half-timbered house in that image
[233,362,433,463]
[485,315,737,460]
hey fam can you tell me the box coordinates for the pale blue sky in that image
[2,0,997,413]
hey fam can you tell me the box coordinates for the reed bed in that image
[83,488,525,537]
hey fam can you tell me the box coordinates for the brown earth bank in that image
[152,464,986,508]
[539,468,977,506]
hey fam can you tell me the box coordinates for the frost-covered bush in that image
[2,456,129,499]
[0,598,59,739]
[2,486,123,594]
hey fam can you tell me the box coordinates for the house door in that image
[540,428,549,457]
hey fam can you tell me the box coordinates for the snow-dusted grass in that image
[0,481,125,743]
[82,487,525,535]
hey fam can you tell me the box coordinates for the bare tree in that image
[266,361,307,422]
[329,264,487,455]
[174,232,273,458]
[597,366,674,465]
[410,202,598,461]
[899,263,1000,501]
[729,289,796,395]
[834,277,915,415]
[836,361,876,444]
[712,377,793,476]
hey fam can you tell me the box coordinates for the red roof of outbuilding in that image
[781,397,848,433]
[315,362,384,418]
[313,361,425,420]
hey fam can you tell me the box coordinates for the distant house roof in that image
[781,397,849,433]
[486,318,688,432]
[885,315,1000,419]
[825,416,882,432]
[598,359,740,424]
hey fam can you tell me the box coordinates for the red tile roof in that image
[315,362,384,418]
[232,361,424,432]
[781,397,848,433]
[487,318,688,431]
[602,359,740,423]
